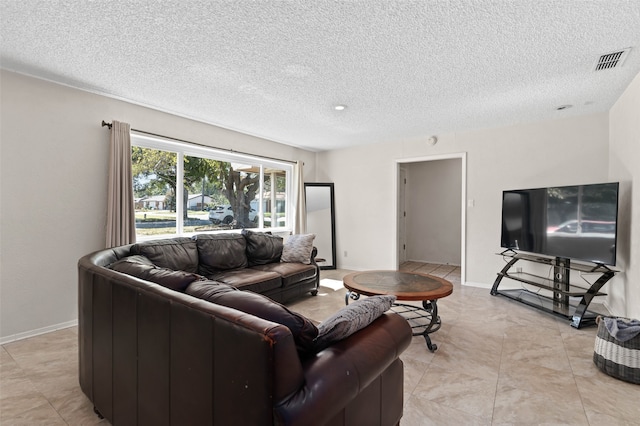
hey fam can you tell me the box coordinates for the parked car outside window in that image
[209,202,258,224]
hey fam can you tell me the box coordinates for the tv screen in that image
[500,182,619,265]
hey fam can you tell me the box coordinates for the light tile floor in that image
[1,262,639,425]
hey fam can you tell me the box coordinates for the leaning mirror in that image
[304,183,336,269]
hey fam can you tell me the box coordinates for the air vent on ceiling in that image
[594,48,631,71]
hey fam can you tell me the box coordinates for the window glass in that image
[263,168,287,228]
[132,146,177,237]
[131,134,292,240]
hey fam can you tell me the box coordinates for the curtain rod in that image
[101,120,297,165]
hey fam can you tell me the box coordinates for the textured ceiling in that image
[2,1,640,151]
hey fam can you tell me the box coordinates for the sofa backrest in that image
[124,232,291,277]
[78,249,305,425]
[131,237,198,273]
[242,229,284,266]
[194,233,248,276]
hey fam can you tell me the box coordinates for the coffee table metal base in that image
[346,291,441,352]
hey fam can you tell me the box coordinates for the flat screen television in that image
[500,182,619,265]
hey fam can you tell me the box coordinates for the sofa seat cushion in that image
[195,233,248,276]
[205,269,282,293]
[242,229,283,266]
[131,237,198,273]
[109,255,202,291]
[186,280,318,356]
[250,263,317,288]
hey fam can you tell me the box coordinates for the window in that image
[131,133,293,240]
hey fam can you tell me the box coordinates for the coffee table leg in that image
[422,300,440,352]
[424,335,437,351]
[390,300,442,352]
[345,290,360,305]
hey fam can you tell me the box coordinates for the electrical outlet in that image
[344,250,348,257]
[516,267,523,274]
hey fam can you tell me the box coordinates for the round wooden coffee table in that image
[343,270,453,351]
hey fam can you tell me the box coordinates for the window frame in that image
[131,132,293,240]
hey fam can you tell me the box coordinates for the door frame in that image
[395,152,467,284]
[398,167,408,264]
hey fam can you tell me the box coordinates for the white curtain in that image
[106,120,136,247]
[293,160,306,234]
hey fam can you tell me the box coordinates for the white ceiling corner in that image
[1,1,640,152]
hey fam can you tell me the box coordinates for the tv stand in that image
[490,252,617,328]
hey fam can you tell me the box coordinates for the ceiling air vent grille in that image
[594,48,631,71]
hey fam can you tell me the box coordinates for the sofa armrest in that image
[273,312,411,425]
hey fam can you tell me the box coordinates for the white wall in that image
[316,142,401,270]
[405,159,461,265]
[609,71,640,319]
[0,70,317,341]
[317,113,613,288]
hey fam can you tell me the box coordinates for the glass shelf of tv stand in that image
[496,288,601,323]
[502,271,606,297]
[491,252,617,328]
[498,252,615,274]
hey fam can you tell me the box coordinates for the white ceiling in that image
[2,1,640,152]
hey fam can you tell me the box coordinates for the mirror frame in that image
[304,182,337,270]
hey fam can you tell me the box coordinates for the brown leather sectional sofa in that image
[78,231,412,425]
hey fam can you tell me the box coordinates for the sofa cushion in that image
[242,229,283,266]
[184,279,237,299]
[195,233,248,276]
[314,295,397,351]
[186,280,318,356]
[250,263,317,288]
[281,234,316,264]
[205,269,282,294]
[109,255,202,291]
[131,237,198,273]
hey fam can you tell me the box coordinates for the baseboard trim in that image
[405,259,462,267]
[0,320,78,345]
[463,281,491,289]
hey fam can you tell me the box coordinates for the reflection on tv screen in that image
[501,182,619,265]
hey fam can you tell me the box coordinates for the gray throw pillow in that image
[314,295,397,351]
[280,233,315,264]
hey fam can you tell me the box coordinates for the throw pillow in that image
[314,295,397,351]
[242,229,283,265]
[186,280,319,356]
[109,255,202,292]
[281,233,315,264]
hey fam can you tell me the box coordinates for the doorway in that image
[396,153,466,284]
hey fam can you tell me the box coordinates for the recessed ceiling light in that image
[334,104,346,111]
[556,104,573,110]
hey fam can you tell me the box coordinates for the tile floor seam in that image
[562,332,594,425]
[490,330,507,425]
